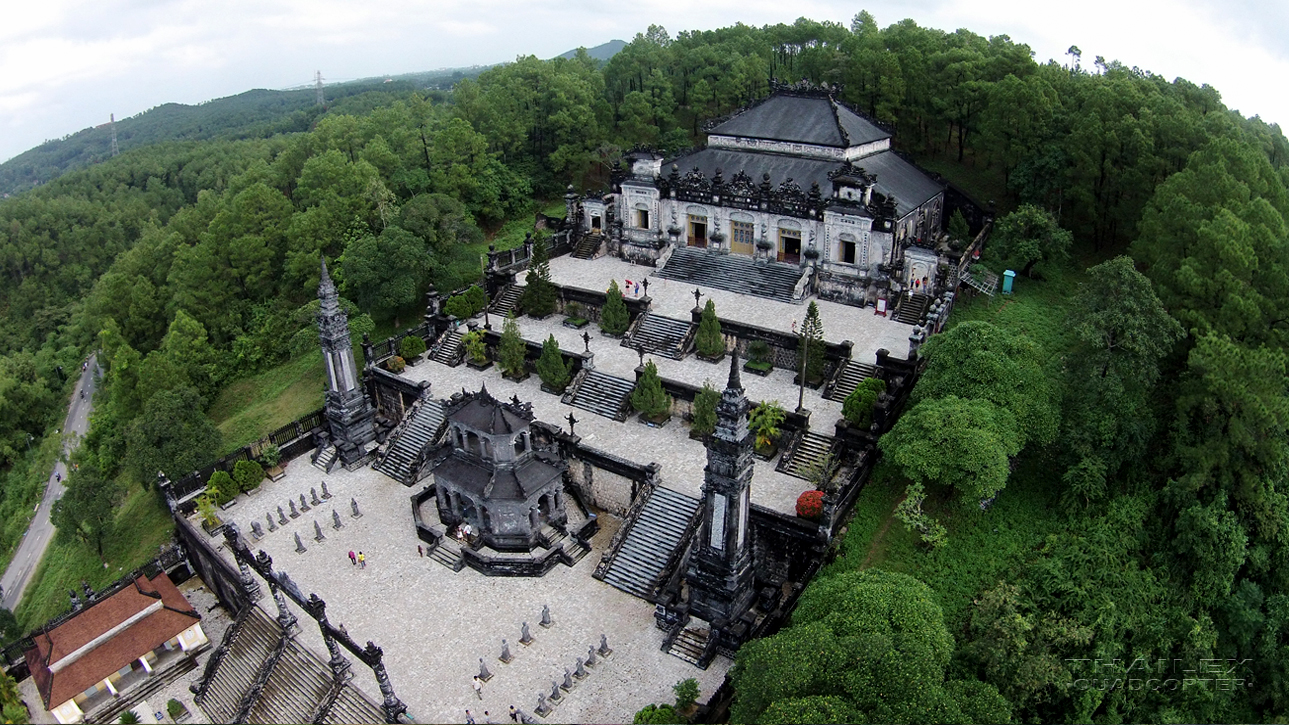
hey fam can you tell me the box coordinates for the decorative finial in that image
[728,346,742,391]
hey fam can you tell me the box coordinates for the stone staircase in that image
[539,524,567,548]
[429,538,466,571]
[571,232,603,259]
[826,360,878,402]
[432,330,464,366]
[599,487,701,600]
[321,682,386,724]
[311,444,338,473]
[490,285,524,317]
[244,636,336,724]
[373,399,446,485]
[567,370,635,421]
[624,314,694,360]
[894,292,931,326]
[195,607,283,724]
[655,247,803,303]
[777,431,837,481]
[666,620,711,667]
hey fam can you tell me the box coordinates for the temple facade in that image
[593,85,950,304]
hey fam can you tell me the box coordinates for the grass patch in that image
[15,476,174,632]
[208,352,326,455]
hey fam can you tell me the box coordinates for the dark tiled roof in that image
[708,94,889,148]
[25,573,200,709]
[433,453,563,501]
[451,397,530,435]
[666,148,943,218]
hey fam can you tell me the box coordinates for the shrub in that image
[399,335,427,360]
[207,470,235,505]
[633,704,683,724]
[750,401,786,451]
[842,377,887,428]
[196,494,220,527]
[119,710,141,724]
[796,490,825,519]
[386,355,406,373]
[232,459,265,493]
[444,284,489,319]
[498,316,527,377]
[259,444,281,469]
[696,300,723,358]
[166,699,185,719]
[565,301,585,322]
[673,678,700,711]
[521,238,557,317]
[462,331,487,365]
[536,335,572,392]
[632,360,672,420]
[600,280,629,335]
[747,340,773,371]
[691,382,719,437]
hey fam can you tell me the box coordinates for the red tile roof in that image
[25,573,200,709]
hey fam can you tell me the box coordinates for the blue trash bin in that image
[1002,269,1016,295]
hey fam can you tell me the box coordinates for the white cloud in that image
[0,0,1285,164]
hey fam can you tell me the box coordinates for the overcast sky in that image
[1,0,1286,164]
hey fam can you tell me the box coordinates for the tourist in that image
[508,705,518,722]
[484,711,496,724]
[472,676,483,700]
[348,550,356,566]
[417,545,423,557]
[358,551,366,568]
[465,709,475,724]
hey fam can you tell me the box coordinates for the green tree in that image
[893,481,947,548]
[695,299,724,358]
[798,301,826,384]
[232,459,265,493]
[915,321,1058,449]
[842,377,886,429]
[0,669,29,725]
[633,704,683,725]
[521,237,557,318]
[341,226,433,321]
[50,460,123,561]
[673,678,699,711]
[947,209,971,248]
[206,470,236,505]
[600,280,629,335]
[632,360,672,420]
[399,335,426,361]
[462,331,488,365]
[535,334,571,392]
[124,385,222,484]
[498,315,527,378]
[989,204,1072,278]
[749,401,787,452]
[690,382,719,437]
[880,396,1022,505]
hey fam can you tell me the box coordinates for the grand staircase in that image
[655,247,803,303]
[777,431,837,481]
[624,314,694,360]
[373,399,446,485]
[490,284,524,317]
[894,292,931,326]
[598,487,701,600]
[567,370,635,421]
[244,636,335,724]
[195,607,283,724]
[431,330,464,366]
[322,685,387,724]
[571,231,603,259]
[826,360,877,402]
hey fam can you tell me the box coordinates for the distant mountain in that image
[0,66,488,197]
[557,40,627,63]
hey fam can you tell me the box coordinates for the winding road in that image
[0,354,100,612]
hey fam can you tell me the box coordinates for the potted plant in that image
[796,490,825,520]
[744,341,774,376]
[842,377,887,430]
[756,237,774,253]
[632,360,672,426]
[749,400,786,459]
[536,335,572,394]
[563,301,589,329]
[498,316,528,381]
[386,355,406,373]
[600,280,629,337]
[399,335,427,364]
[197,493,222,533]
[260,444,284,479]
[167,698,191,722]
[463,331,490,370]
[694,300,724,362]
[689,382,719,440]
[521,238,557,318]
[233,459,265,496]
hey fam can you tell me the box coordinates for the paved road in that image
[0,355,100,612]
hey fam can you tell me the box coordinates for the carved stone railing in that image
[232,630,290,724]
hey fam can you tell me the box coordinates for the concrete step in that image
[655,248,802,303]
[373,399,446,485]
[778,431,837,481]
[432,331,464,366]
[827,361,877,402]
[569,370,635,421]
[600,487,701,600]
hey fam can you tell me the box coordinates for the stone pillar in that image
[364,642,407,724]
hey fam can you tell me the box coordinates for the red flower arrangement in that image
[796,490,825,520]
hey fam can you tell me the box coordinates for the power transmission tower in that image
[109,114,119,157]
[315,71,326,107]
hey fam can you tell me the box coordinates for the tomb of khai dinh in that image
[61,84,992,725]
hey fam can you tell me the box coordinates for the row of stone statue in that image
[532,635,614,717]
[247,494,364,550]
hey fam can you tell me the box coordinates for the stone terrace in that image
[210,466,728,725]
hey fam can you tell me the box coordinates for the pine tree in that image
[632,360,672,420]
[536,334,572,392]
[691,382,719,436]
[695,299,724,358]
[521,236,557,317]
[498,314,527,378]
[799,301,826,384]
[600,279,629,335]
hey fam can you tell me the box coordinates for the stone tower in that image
[686,351,756,630]
[318,257,375,464]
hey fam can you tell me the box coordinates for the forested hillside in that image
[0,15,1287,723]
